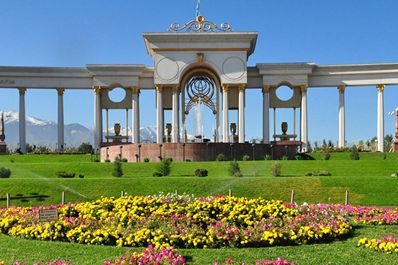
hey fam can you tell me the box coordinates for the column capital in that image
[171,85,179,92]
[130,86,140,94]
[93,86,101,94]
[377,84,385,92]
[262,85,270,93]
[338,85,346,93]
[57,88,65,96]
[18,88,26,95]
[222,84,229,92]
[238,84,246,91]
[299,85,308,93]
[156,85,163,92]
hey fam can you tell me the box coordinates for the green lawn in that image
[0,153,398,206]
[0,225,397,264]
[0,153,397,264]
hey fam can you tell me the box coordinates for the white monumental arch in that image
[0,15,397,159]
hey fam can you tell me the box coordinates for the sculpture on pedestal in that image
[0,112,7,154]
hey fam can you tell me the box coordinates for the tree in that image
[350,145,360,160]
[112,157,123,177]
[78,142,93,154]
[153,157,172,177]
[384,134,393,152]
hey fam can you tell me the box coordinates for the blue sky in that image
[1,0,398,144]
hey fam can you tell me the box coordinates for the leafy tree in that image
[112,157,123,177]
[78,142,93,154]
[384,134,393,152]
[350,145,360,160]
[153,157,172,177]
[228,160,242,177]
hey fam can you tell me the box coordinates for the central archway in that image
[180,67,221,142]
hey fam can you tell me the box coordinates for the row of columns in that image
[14,83,388,153]
[94,86,141,151]
[262,84,385,152]
[18,87,65,154]
[337,84,385,152]
[155,84,246,144]
[155,85,182,144]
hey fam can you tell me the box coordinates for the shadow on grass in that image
[0,194,50,202]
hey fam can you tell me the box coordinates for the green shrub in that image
[305,171,331,176]
[295,155,303,160]
[78,174,85,178]
[112,157,123,177]
[121,158,128,163]
[144,158,150,163]
[195,169,208,177]
[0,167,11,178]
[153,157,172,177]
[56,171,75,178]
[228,160,242,177]
[216,154,226,161]
[271,161,281,177]
[264,154,271,160]
[324,152,331,160]
[104,159,111,163]
[242,155,251,161]
[282,156,289,160]
[350,146,360,160]
[78,142,93,154]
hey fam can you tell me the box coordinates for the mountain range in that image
[1,111,158,148]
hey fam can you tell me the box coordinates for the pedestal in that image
[0,143,7,154]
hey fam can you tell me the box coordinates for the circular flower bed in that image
[0,195,351,248]
[357,237,398,254]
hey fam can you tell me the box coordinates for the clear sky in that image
[1,0,398,145]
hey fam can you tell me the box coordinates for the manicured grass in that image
[0,153,397,206]
[0,225,397,264]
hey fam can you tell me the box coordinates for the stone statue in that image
[0,112,4,142]
[0,112,7,154]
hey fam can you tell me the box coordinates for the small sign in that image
[39,209,59,222]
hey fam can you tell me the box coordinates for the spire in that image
[196,0,201,18]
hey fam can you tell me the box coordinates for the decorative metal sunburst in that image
[185,75,217,115]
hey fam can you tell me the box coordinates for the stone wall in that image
[101,143,300,162]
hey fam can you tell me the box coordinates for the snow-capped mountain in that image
[1,111,158,147]
[2,111,92,147]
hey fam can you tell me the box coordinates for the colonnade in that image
[13,83,388,153]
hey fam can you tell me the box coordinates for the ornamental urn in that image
[114,123,121,136]
[281,122,288,135]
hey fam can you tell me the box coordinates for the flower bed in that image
[0,195,352,248]
[104,245,186,265]
[297,204,398,225]
[212,258,295,265]
[357,237,398,254]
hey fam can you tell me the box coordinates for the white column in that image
[300,85,308,151]
[238,85,245,143]
[338,85,346,147]
[222,85,229,143]
[172,86,179,143]
[377,84,385,152]
[94,86,102,152]
[262,86,270,144]
[132,87,140,144]
[18,88,26,154]
[57,88,65,150]
[156,86,164,144]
